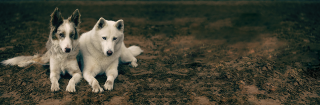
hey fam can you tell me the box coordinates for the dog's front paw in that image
[92,82,104,93]
[104,80,114,91]
[66,84,76,92]
[51,82,60,92]
[129,62,138,68]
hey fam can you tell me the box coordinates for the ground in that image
[0,1,320,105]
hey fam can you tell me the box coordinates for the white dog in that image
[79,17,143,93]
[2,8,82,92]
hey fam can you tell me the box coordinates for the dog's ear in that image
[50,7,64,28]
[114,19,124,31]
[68,9,81,27]
[96,17,106,29]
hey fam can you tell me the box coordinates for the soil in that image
[1,1,320,104]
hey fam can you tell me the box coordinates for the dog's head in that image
[93,17,124,56]
[50,7,81,53]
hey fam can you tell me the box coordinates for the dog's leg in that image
[66,59,82,92]
[120,47,138,67]
[84,71,103,93]
[129,57,138,67]
[83,65,103,93]
[50,58,60,92]
[104,60,119,90]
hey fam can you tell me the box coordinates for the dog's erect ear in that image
[96,17,106,29]
[50,7,64,28]
[68,9,81,27]
[114,19,124,31]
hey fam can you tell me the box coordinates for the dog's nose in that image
[65,48,71,53]
[107,50,113,56]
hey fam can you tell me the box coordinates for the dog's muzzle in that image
[107,50,113,56]
[65,48,71,53]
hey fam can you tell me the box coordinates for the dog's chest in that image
[52,50,77,73]
[96,54,120,70]
[54,54,69,74]
[98,56,115,66]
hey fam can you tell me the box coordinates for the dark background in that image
[0,1,320,104]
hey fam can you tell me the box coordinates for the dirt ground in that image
[1,1,320,104]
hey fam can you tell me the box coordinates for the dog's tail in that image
[128,45,143,57]
[1,51,50,67]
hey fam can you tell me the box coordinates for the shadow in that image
[43,65,73,80]
[304,64,320,79]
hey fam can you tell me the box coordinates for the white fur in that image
[79,18,143,93]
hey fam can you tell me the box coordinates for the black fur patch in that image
[51,28,58,40]
[69,9,81,27]
[50,8,64,29]
[73,27,79,40]
[50,7,63,40]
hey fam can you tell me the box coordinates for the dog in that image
[79,17,143,93]
[1,8,82,92]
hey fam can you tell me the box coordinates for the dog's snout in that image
[65,48,71,53]
[107,50,113,56]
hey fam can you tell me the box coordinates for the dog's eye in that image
[113,37,117,40]
[70,34,74,37]
[102,37,106,40]
[59,33,64,37]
